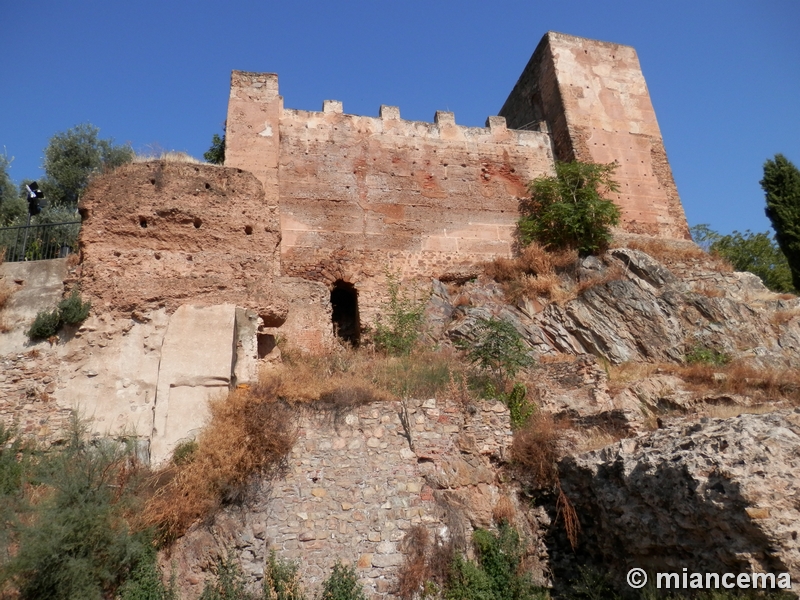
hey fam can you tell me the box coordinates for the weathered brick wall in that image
[164,397,547,599]
[500,32,690,240]
[276,105,553,282]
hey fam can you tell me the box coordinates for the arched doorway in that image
[330,280,360,346]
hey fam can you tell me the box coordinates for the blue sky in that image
[1,1,798,236]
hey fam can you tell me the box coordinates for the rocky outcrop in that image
[557,409,800,594]
[445,248,800,368]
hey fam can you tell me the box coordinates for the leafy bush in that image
[456,317,533,392]
[685,345,731,366]
[118,547,177,600]
[1,420,151,600]
[518,160,621,255]
[373,272,428,356]
[199,554,255,600]
[57,290,91,324]
[691,224,794,293]
[26,308,61,340]
[263,551,305,600]
[317,562,366,600]
[445,553,496,600]
[26,290,91,340]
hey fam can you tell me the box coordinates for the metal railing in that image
[0,221,81,262]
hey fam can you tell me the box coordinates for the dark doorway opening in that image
[331,280,360,346]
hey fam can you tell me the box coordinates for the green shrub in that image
[26,308,61,340]
[373,271,428,356]
[57,290,91,325]
[263,551,305,600]
[171,439,198,466]
[317,562,366,600]
[472,523,546,600]
[26,290,90,341]
[118,547,177,600]
[519,160,621,255]
[445,553,496,600]
[199,553,255,600]
[685,345,731,366]
[456,317,533,392]
[1,421,151,600]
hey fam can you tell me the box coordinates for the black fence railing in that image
[0,221,81,262]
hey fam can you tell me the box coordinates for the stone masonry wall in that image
[277,105,554,283]
[500,32,690,239]
[165,396,547,600]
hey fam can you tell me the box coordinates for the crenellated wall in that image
[225,73,555,286]
[277,105,553,282]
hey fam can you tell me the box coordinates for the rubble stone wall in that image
[165,396,547,600]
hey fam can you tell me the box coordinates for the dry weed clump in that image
[143,381,296,543]
[484,243,578,304]
[620,237,734,273]
[510,411,580,548]
[770,308,800,326]
[397,525,454,600]
[492,495,516,524]
[510,411,561,490]
[672,361,800,403]
[573,262,625,296]
[273,346,469,405]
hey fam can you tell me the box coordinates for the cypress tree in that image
[762,154,800,290]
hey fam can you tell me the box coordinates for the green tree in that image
[41,123,133,207]
[0,152,26,226]
[762,153,800,290]
[690,224,795,293]
[518,161,621,255]
[205,133,226,165]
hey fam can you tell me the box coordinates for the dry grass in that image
[484,243,578,304]
[510,411,561,490]
[574,262,625,296]
[272,347,469,404]
[693,282,726,298]
[670,361,800,403]
[133,150,204,164]
[486,243,628,306]
[574,427,624,453]
[0,281,13,311]
[698,403,778,420]
[492,495,516,524]
[770,308,800,326]
[142,381,296,543]
[397,525,454,600]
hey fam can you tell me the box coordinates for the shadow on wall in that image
[330,280,360,347]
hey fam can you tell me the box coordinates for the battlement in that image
[223,32,691,348]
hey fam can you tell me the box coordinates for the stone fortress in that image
[6,31,800,599]
[2,31,693,466]
[78,30,690,355]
